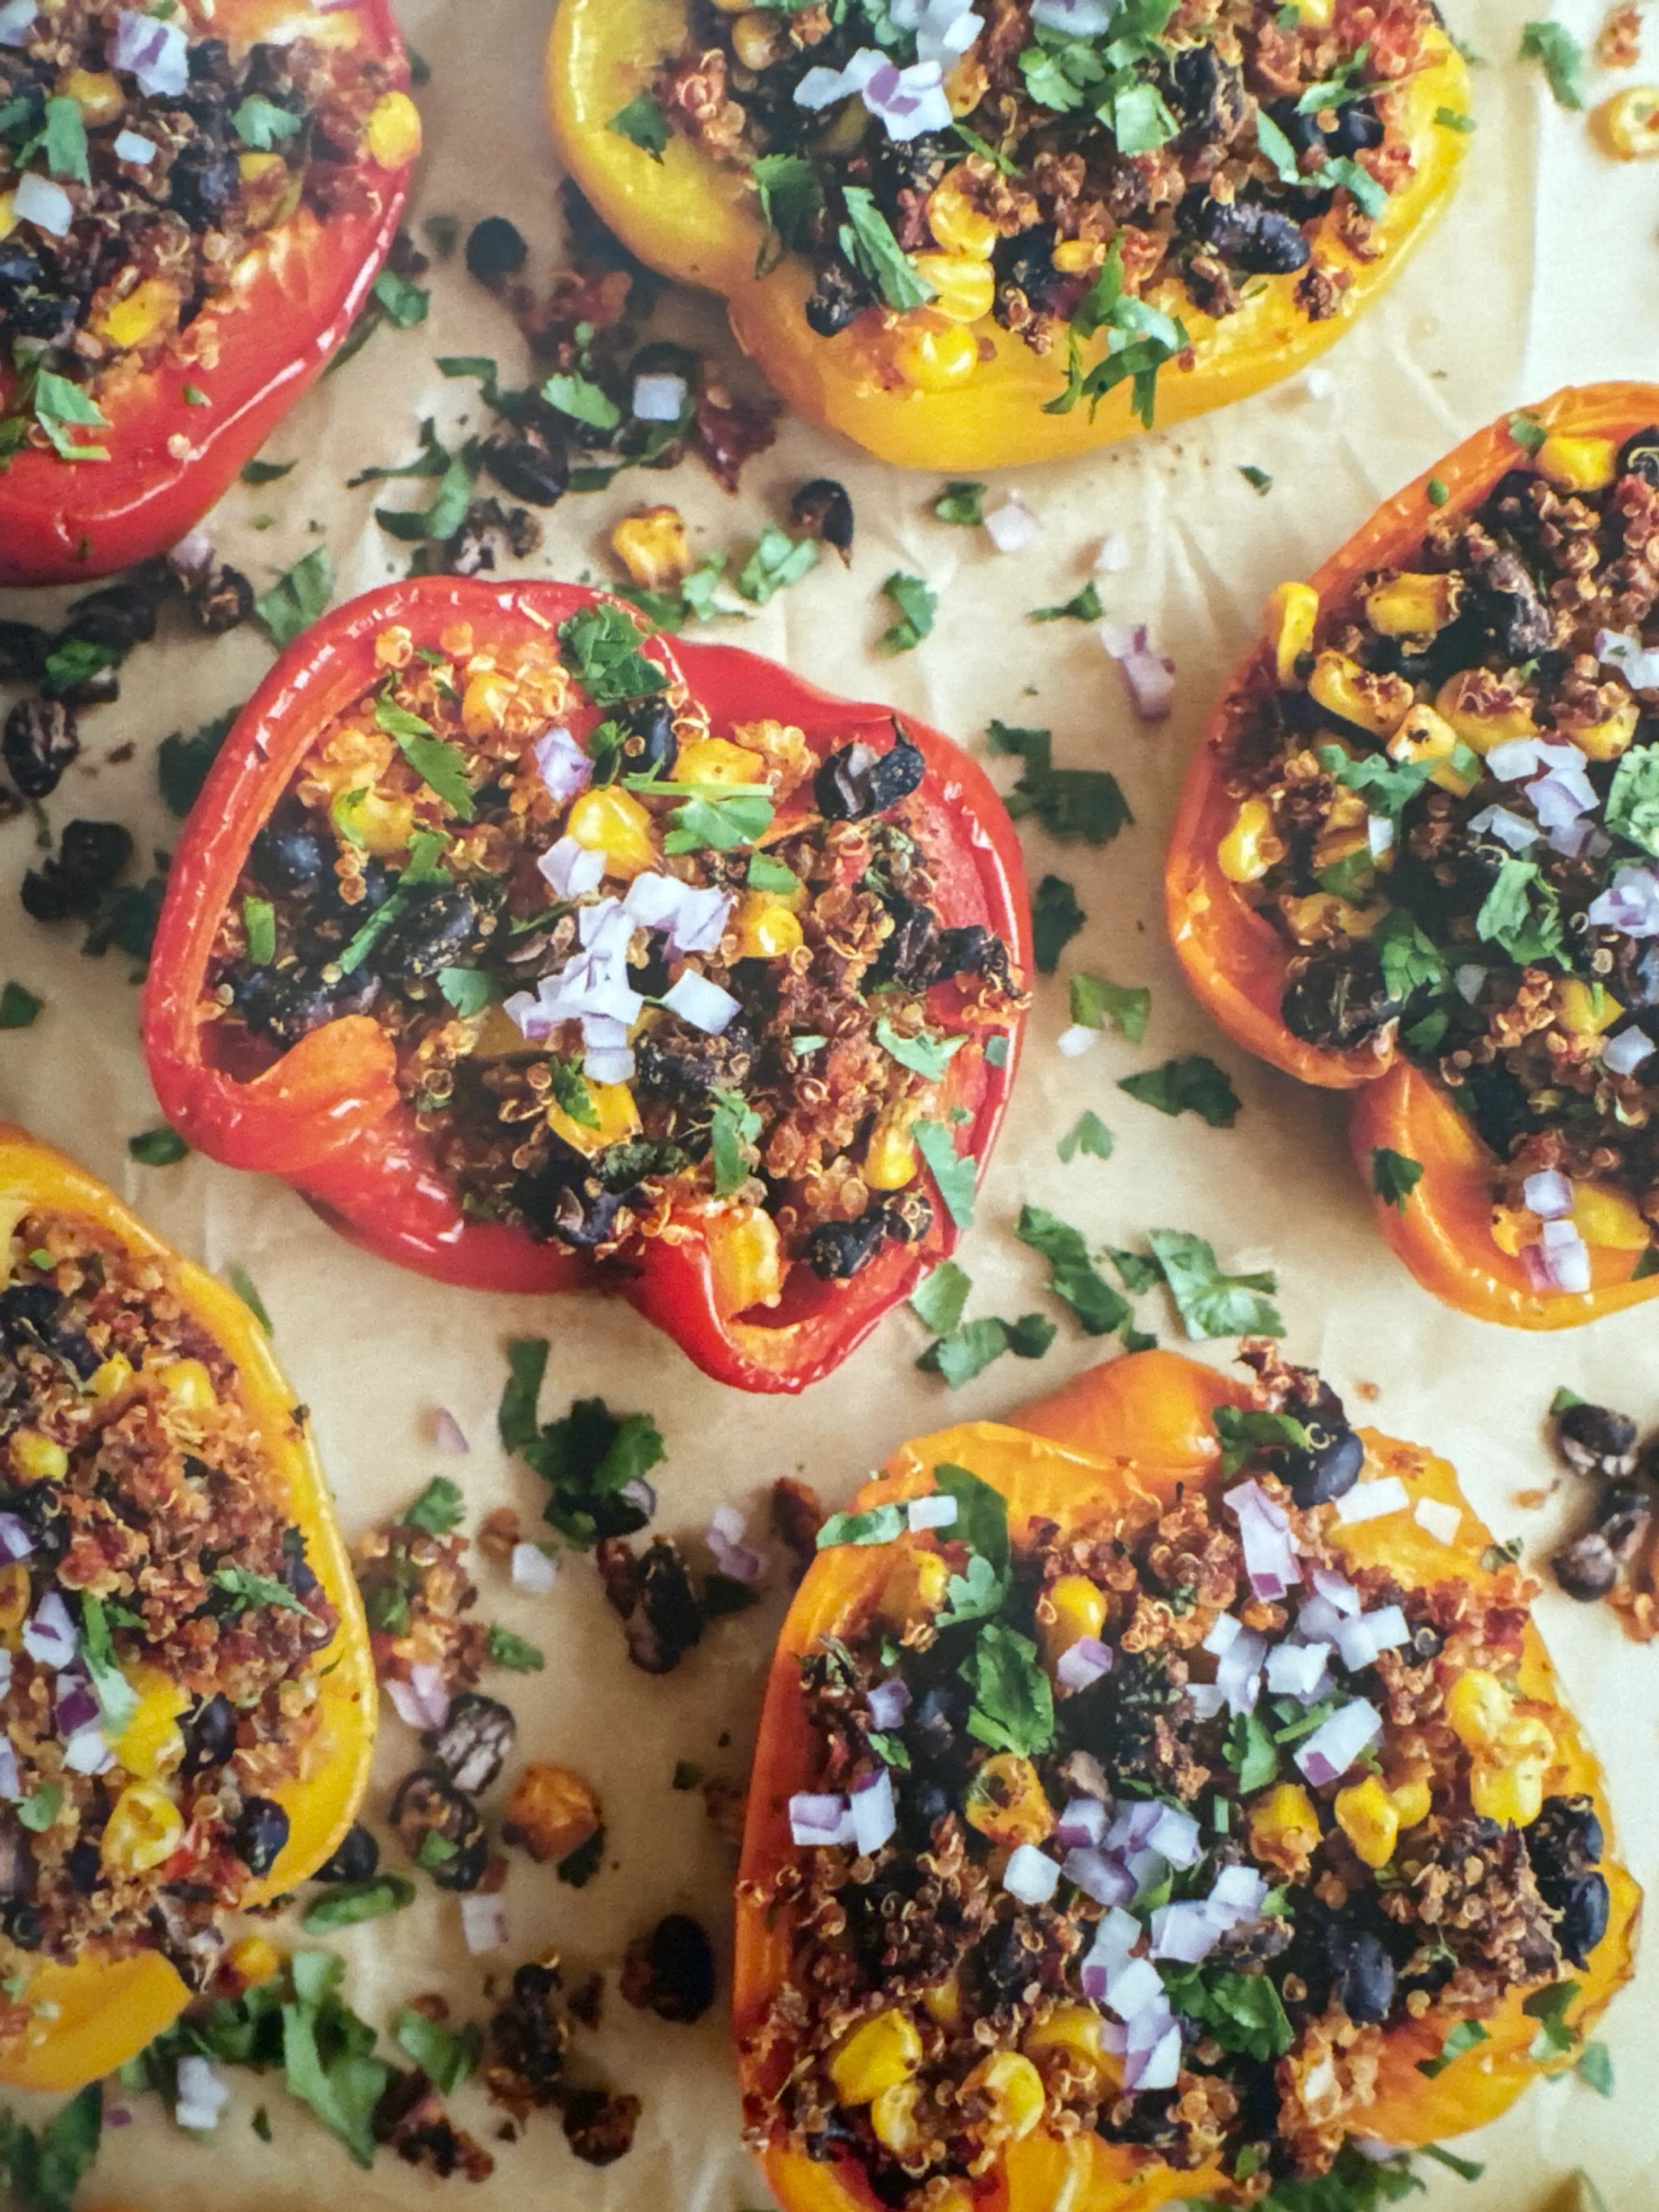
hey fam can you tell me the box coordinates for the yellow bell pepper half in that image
[547,0,1471,469]
[0,1126,375,2090]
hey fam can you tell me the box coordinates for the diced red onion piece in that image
[1186,1682,1226,1721]
[175,2055,231,2132]
[906,1494,957,1532]
[1055,1023,1099,1058]
[14,173,73,236]
[1125,2020,1182,2093]
[0,1513,34,1564]
[1603,1025,1655,1078]
[387,1663,450,1732]
[537,834,606,902]
[1303,367,1335,400]
[1485,737,1545,783]
[1538,1217,1592,1294]
[1201,1612,1242,1657]
[1225,1480,1300,1600]
[111,9,188,92]
[1054,1796,1108,1850]
[0,0,36,45]
[1334,1476,1410,1526]
[1002,1842,1060,1905]
[1522,1169,1573,1220]
[1099,621,1175,722]
[868,1676,911,1731]
[1527,761,1597,831]
[1596,628,1659,690]
[1106,1799,1162,1853]
[632,373,688,423]
[63,1727,114,1776]
[532,727,591,808]
[1467,805,1536,853]
[623,872,734,957]
[985,493,1042,553]
[167,528,214,582]
[23,1590,77,1669]
[1413,1496,1462,1545]
[0,1652,10,1701]
[1103,1955,1163,2020]
[708,1527,766,1585]
[1309,1565,1361,1615]
[1454,963,1485,1004]
[1335,1603,1409,1671]
[1265,1640,1329,1701]
[1150,1901,1222,1964]
[0,1741,18,1799]
[105,2107,132,2129]
[619,1477,656,1518]
[1065,1848,1135,1910]
[54,1677,101,1738]
[851,1768,897,1856]
[1095,529,1131,574]
[1295,1697,1382,1786]
[1055,1635,1112,1692]
[431,1407,468,1455]
[1214,1626,1268,1715]
[113,127,157,164]
[461,1893,509,1954]
[1145,1803,1201,1868]
[1031,0,1115,32]
[1294,1595,1346,1645]
[864,55,953,140]
[661,970,741,1036]
[789,1792,852,1846]
[511,1542,557,1595]
[1207,1864,1268,1925]
[1126,1846,1168,1896]
[1589,866,1659,937]
[1367,813,1394,859]
[1351,2137,1408,2164]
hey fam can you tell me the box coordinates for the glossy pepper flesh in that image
[1167,381,1659,1329]
[0,1124,375,2091]
[545,0,1468,471]
[0,0,417,589]
[141,578,1028,1394]
[734,1349,1639,2212]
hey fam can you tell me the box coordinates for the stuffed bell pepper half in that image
[548,0,1469,471]
[0,0,419,586]
[735,1347,1638,2212]
[143,579,1029,1393]
[0,1125,374,2091]
[1167,383,1659,1328]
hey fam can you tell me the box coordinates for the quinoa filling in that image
[199,603,1020,1293]
[1214,422,1659,1292]
[651,0,1443,408]
[0,1215,337,2001]
[745,1350,1606,2202]
[0,0,398,452]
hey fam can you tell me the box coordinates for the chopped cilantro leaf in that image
[1213,1406,1312,1478]
[394,2008,479,2095]
[1238,465,1273,495]
[1119,1055,1240,1127]
[515,1391,666,1550]
[1058,1111,1113,1163]
[486,1623,546,1672]
[0,983,42,1029]
[918,1313,1055,1385]
[32,369,110,461]
[737,527,818,605]
[229,1265,272,1332]
[1147,1229,1284,1340]
[1416,2016,1490,2077]
[1015,1205,1131,1336]
[912,1117,977,1229]
[753,151,823,270]
[1032,873,1086,972]
[935,481,987,526]
[543,371,622,431]
[1509,409,1549,454]
[875,1017,966,1081]
[1070,970,1150,1041]
[1371,1147,1424,1210]
[158,710,234,816]
[879,571,937,654]
[300,1876,414,1933]
[255,547,333,647]
[710,1088,763,1198]
[1519,19,1586,107]
[910,1260,972,1336]
[986,721,1132,844]
[839,187,933,310]
[1031,581,1104,622]
[213,1565,307,1615]
[816,1503,907,1549]
[608,92,669,159]
[404,1476,465,1535]
[559,604,668,707]
[960,1621,1054,1757]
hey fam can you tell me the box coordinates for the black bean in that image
[1330,1927,1395,2024]
[1327,99,1384,156]
[1552,1531,1620,1601]
[805,259,873,338]
[814,731,925,821]
[620,1912,715,2024]
[1552,1870,1611,1967]
[1194,194,1311,275]
[1456,1061,1538,1159]
[1470,550,1555,660]
[232,966,376,1047]
[187,35,235,85]
[1527,1793,1604,1879]
[545,1177,631,1250]
[423,1691,516,1796]
[1281,944,1400,1049]
[315,1821,381,1884]
[232,1796,290,1876]
[1554,1400,1640,1480]
[1281,1421,1363,1509]
[63,582,157,652]
[1619,426,1659,486]
[483,426,570,507]
[379,887,481,983]
[180,1692,238,1778]
[3,698,79,800]
[65,1840,102,1893]
[1263,97,1324,160]
[562,2088,641,2168]
[190,562,256,634]
[1172,46,1246,139]
[170,143,239,224]
[790,478,855,565]
[1408,1621,1444,1663]
[807,1211,888,1280]
[0,619,51,686]
[390,1768,489,1890]
[614,696,677,780]
[465,215,528,286]
[251,815,327,897]
[0,1823,34,1903]
[634,1019,754,1101]
[21,819,133,923]
[1,1902,44,1951]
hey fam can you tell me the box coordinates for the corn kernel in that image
[1038,1574,1107,1669]
[910,252,995,323]
[102,1782,184,1875]
[1364,571,1462,638]
[1217,797,1284,885]
[1388,701,1463,784]
[870,2081,922,2155]
[1292,0,1335,22]
[159,1358,216,1411]
[1471,1757,1545,1829]
[548,1080,640,1160]
[92,276,178,352]
[829,2011,923,2105]
[966,2050,1045,2142]
[925,177,998,259]
[236,149,292,229]
[237,152,287,188]
[964,1753,1054,1849]
[340,786,417,857]
[1249,1782,1323,1871]
[674,736,765,786]
[1446,1668,1509,1752]
[1309,651,1415,740]
[0,193,16,243]
[1573,1182,1649,1251]
[88,1353,134,1401]
[1536,434,1619,496]
[1051,238,1104,276]
[892,318,980,393]
[1023,2004,1108,2076]
[566,787,659,879]
[1558,980,1623,1038]
[10,1429,67,1483]
[224,1935,283,1992]
[863,1113,918,1193]
[1490,1203,1541,1258]
[60,67,123,125]
[1435,673,1539,754]
[1606,84,1659,158]
[1334,1773,1400,1869]
[706,1202,784,1314]
[114,1666,188,1782]
[1279,891,1378,943]
[1571,696,1640,762]
[878,1547,950,1625]
[921,1975,960,2026]
[461,669,513,741]
[364,89,423,170]
[0,1566,29,1641]
[1389,1777,1433,1830]
[1265,581,1320,684]
[611,506,691,592]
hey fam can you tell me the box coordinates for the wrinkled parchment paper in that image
[2,1,1657,2203]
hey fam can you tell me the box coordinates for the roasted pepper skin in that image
[1166,382,1659,1328]
[141,578,1029,1393]
[734,1351,1640,2212]
[546,0,1468,471]
[0,1125,375,2090]
[0,0,416,589]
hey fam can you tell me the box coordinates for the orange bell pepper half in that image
[545,0,1468,471]
[1166,381,1659,1327]
[0,1124,375,2090]
[735,1349,1639,2212]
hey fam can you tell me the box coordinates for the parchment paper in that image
[1,2,1656,2204]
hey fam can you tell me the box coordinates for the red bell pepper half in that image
[142,578,1030,1392]
[0,0,416,589]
